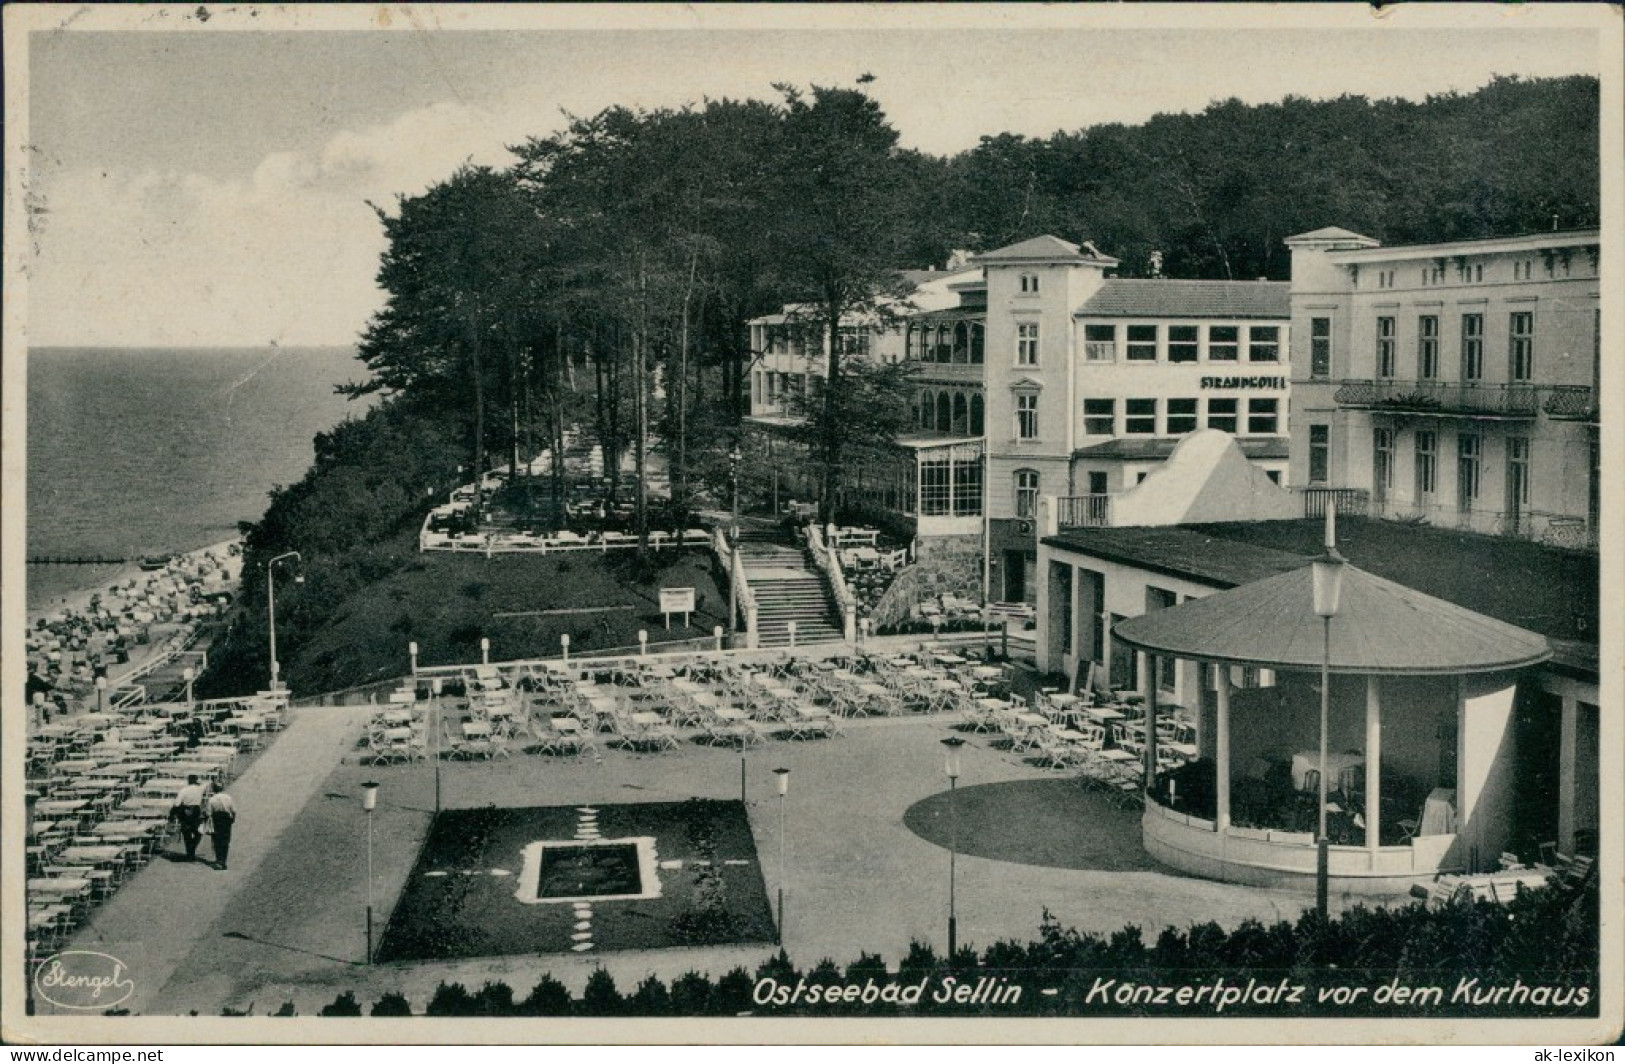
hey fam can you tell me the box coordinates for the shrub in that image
[518,974,574,1017]
[370,991,413,1017]
[626,974,672,1016]
[424,982,476,1017]
[579,968,623,1016]
[318,992,362,1017]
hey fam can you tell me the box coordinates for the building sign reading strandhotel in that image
[1200,375,1288,390]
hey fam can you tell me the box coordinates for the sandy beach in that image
[25,538,244,709]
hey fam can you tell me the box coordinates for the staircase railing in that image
[715,528,760,650]
[806,523,857,642]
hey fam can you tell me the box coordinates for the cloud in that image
[28,100,531,348]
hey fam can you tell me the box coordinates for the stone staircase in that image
[736,528,845,648]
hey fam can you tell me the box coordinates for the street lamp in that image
[409,641,419,677]
[1310,502,1346,920]
[267,551,303,691]
[728,446,742,638]
[480,637,491,666]
[941,735,966,959]
[772,766,790,945]
[362,780,380,963]
[95,674,106,714]
[182,667,195,709]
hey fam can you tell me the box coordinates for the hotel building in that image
[1284,226,1601,548]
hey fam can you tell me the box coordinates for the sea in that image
[24,346,374,611]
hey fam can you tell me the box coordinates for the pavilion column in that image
[1141,652,1159,791]
[1215,668,1232,832]
[1557,695,1577,856]
[1365,675,1381,853]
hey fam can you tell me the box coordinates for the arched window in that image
[935,393,951,433]
[1014,469,1040,518]
[970,394,985,435]
[952,393,968,434]
[953,322,971,364]
[970,323,985,364]
[918,389,935,429]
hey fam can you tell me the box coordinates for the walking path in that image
[61,704,371,1015]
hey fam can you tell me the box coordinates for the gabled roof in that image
[1284,226,1380,246]
[1074,279,1290,320]
[1113,561,1552,675]
[974,234,1119,266]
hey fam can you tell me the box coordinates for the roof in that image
[1113,562,1552,676]
[1074,279,1291,320]
[1284,226,1380,246]
[1074,436,1288,462]
[1326,228,1600,265]
[974,234,1119,266]
[1182,519,1599,646]
[1042,526,1311,589]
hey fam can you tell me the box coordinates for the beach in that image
[25,538,244,712]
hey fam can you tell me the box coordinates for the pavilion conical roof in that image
[1112,561,1551,675]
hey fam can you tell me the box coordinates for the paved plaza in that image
[58,660,1356,1017]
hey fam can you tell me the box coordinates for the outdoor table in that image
[29,877,91,899]
[165,761,220,778]
[29,906,71,932]
[37,799,88,815]
[60,845,128,866]
[34,724,77,740]
[642,665,675,680]
[713,707,748,723]
[1167,741,1200,760]
[1291,751,1363,792]
[379,708,412,727]
[141,778,188,796]
[118,797,175,816]
[551,717,582,736]
[855,682,893,715]
[1098,748,1136,762]
[121,723,163,737]
[1012,712,1048,748]
[54,759,100,775]
[970,666,1003,680]
[90,820,161,838]
[462,721,492,740]
[933,652,968,666]
[1083,704,1125,722]
[631,711,663,730]
[88,762,143,777]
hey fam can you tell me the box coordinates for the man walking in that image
[205,783,238,870]
[172,774,206,861]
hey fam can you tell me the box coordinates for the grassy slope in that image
[290,543,727,692]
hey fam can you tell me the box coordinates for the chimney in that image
[1149,250,1164,279]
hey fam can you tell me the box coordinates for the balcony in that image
[1056,494,1112,529]
[1543,385,1598,423]
[1299,487,1370,519]
[1333,380,1539,419]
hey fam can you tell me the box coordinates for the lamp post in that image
[941,735,965,959]
[480,637,490,667]
[728,446,742,638]
[430,677,443,815]
[772,766,790,945]
[1310,502,1346,921]
[95,675,106,714]
[409,641,419,678]
[362,780,379,963]
[183,667,195,709]
[266,551,303,691]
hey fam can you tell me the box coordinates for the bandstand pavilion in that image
[1112,561,1552,893]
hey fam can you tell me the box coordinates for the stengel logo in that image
[32,950,135,1010]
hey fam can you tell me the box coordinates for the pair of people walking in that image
[172,774,238,870]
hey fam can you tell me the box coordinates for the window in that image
[1506,437,1530,515]
[1461,314,1484,382]
[1168,325,1199,363]
[1083,398,1115,436]
[1457,434,1481,508]
[1125,398,1157,434]
[1208,325,1239,362]
[1247,398,1279,435]
[1509,311,1534,382]
[1415,430,1437,496]
[936,392,951,433]
[1308,425,1329,484]
[1016,393,1039,440]
[1019,273,1040,294]
[1373,427,1394,500]
[920,459,951,516]
[1418,315,1439,380]
[1376,316,1396,377]
[970,394,985,435]
[1309,317,1331,379]
[954,459,983,518]
[952,393,968,434]
[1206,397,1238,433]
[970,323,984,364]
[1084,324,1116,362]
[1016,322,1040,366]
[917,389,934,429]
[1247,325,1280,363]
[1014,470,1040,518]
[1126,324,1158,361]
[1166,398,1198,435]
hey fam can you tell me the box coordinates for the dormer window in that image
[1019,273,1040,294]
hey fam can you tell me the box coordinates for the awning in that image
[1113,561,1551,675]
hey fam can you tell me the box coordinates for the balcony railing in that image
[1366,497,1598,552]
[1333,380,1539,418]
[1300,487,1370,519]
[1543,385,1599,422]
[1056,494,1112,529]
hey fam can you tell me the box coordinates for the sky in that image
[13,5,1607,349]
